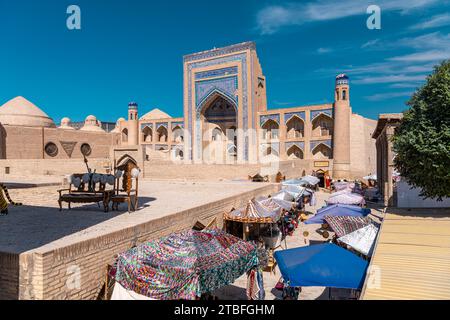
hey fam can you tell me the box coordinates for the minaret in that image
[127,102,139,146]
[333,74,351,179]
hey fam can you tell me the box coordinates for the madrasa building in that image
[0,42,376,180]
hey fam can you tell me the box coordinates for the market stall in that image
[112,228,260,300]
[326,190,366,206]
[274,243,369,299]
[304,204,371,225]
[323,215,371,238]
[338,224,379,257]
[224,198,284,243]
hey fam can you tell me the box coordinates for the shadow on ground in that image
[0,196,157,253]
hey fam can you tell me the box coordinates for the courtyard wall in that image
[0,158,111,177]
[13,183,279,300]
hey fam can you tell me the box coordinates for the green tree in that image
[393,60,450,200]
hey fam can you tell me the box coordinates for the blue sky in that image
[1,0,449,122]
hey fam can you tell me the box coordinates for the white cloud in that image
[365,91,414,101]
[395,32,450,50]
[410,13,450,30]
[389,83,422,88]
[317,47,332,54]
[256,0,439,34]
[389,50,450,62]
[354,74,427,84]
[361,39,380,49]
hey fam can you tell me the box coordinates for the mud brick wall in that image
[17,183,279,300]
[0,252,19,300]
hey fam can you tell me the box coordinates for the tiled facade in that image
[115,42,376,178]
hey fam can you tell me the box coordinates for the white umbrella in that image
[301,175,320,186]
[363,174,377,180]
[338,224,379,256]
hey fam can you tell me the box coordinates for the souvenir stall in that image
[224,198,283,244]
[304,204,371,225]
[111,228,263,300]
[274,243,369,300]
[326,190,366,206]
[224,198,292,273]
[337,223,379,257]
[324,215,372,238]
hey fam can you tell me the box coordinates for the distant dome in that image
[59,117,75,130]
[140,108,171,120]
[0,96,56,127]
[111,117,126,133]
[80,114,105,132]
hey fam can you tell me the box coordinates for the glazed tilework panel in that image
[140,123,153,130]
[310,139,332,151]
[260,114,280,126]
[284,112,305,123]
[156,123,168,130]
[184,42,255,63]
[195,67,238,80]
[195,76,238,109]
[260,142,280,149]
[285,141,305,151]
[311,109,333,121]
[171,122,184,129]
[187,52,249,161]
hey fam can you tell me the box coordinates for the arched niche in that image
[261,119,279,140]
[312,143,332,159]
[312,113,333,137]
[287,145,304,159]
[156,125,168,143]
[172,125,184,143]
[142,126,152,142]
[286,116,305,139]
[121,128,128,143]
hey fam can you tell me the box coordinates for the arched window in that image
[262,119,279,140]
[157,126,168,142]
[342,90,347,100]
[264,146,279,157]
[142,127,152,142]
[286,116,304,139]
[287,145,304,159]
[312,143,332,159]
[172,126,183,143]
[121,128,128,143]
[312,114,333,137]
[212,127,223,141]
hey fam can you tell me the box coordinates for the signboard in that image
[314,161,329,168]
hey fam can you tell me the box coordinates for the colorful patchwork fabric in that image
[324,215,370,238]
[115,228,258,300]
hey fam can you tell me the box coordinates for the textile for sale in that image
[115,228,258,300]
[224,198,283,223]
[324,215,371,238]
[338,224,379,256]
[257,196,293,211]
[246,269,265,300]
[327,190,366,206]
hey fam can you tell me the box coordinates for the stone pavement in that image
[0,180,275,254]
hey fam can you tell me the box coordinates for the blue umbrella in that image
[274,243,369,289]
[305,204,371,225]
